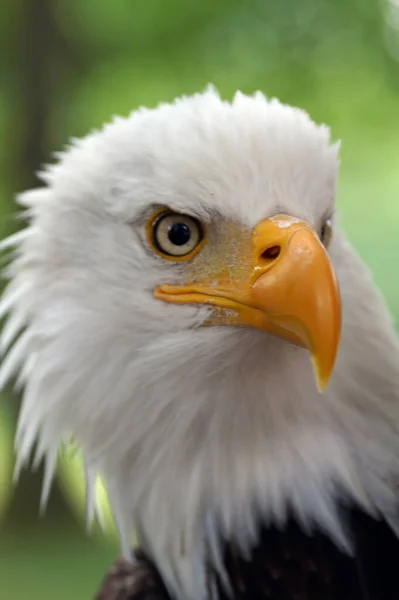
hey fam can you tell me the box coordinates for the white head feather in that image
[2,86,399,600]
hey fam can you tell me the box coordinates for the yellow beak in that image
[154,215,341,391]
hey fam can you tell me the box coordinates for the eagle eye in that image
[320,217,333,248]
[147,209,205,260]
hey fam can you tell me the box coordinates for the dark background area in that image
[1,1,399,598]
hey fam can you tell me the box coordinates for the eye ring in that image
[320,216,333,248]
[146,208,205,261]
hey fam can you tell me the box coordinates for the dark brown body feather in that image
[94,550,169,600]
[94,506,399,600]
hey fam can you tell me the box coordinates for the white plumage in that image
[1,86,399,600]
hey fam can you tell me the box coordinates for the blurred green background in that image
[1,0,399,598]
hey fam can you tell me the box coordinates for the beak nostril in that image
[261,245,281,261]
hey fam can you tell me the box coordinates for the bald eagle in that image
[1,87,399,600]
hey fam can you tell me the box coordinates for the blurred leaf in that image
[58,447,117,540]
[0,406,14,527]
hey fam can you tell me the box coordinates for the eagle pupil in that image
[168,223,191,246]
